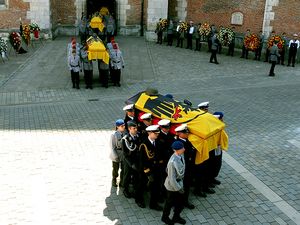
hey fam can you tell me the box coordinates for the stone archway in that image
[86,0,116,18]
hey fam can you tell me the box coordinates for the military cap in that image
[213,111,224,119]
[123,104,134,111]
[172,141,184,150]
[140,113,152,120]
[127,120,137,127]
[146,125,160,133]
[158,119,171,127]
[293,33,298,37]
[115,119,125,126]
[198,101,209,108]
[175,124,189,133]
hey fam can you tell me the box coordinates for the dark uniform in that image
[287,36,299,67]
[122,132,141,199]
[269,43,280,76]
[138,129,164,210]
[255,32,264,61]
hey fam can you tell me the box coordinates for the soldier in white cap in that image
[198,101,209,112]
[138,112,153,140]
[137,125,164,211]
[123,104,135,131]
[174,124,195,209]
[158,119,175,160]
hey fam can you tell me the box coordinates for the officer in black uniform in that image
[123,104,135,131]
[121,121,141,202]
[175,124,195,209]
[137,112,152,140]
[157,119,175,160]
[138,125,164,211]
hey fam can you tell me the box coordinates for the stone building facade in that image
[0,0,299,40]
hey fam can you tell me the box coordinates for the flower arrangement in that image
[179,21,188,32]
[29,22,40,32]
[0,37,8,54]
[159,19,168,29]
[199,23,211,37]
[9,32,22,50]
[267,35,285,49]
[22,24,31,45]
[244,34,260,51]
[217,27,235,46]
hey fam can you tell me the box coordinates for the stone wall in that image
[0,0,30,29]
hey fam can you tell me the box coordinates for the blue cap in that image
[172,141,184,150]
[164,94,173,99]
[115,119,125,126]
[213,112,224,119]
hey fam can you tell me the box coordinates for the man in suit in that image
[287,34,300,67]
[186,21,195,50]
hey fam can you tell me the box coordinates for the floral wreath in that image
[22,24,31,45]
[244,34,260,51]
[179,22,188,32]
[267,35,285,49]
[9,32,22,51]
[199,23,211,37]
[159,19,168,30]
[217,27,235,46]
[29,23,40,32]
[0,37,8,53]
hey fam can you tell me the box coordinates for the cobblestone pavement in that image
[0,36,299,225]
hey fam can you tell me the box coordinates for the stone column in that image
[145,0,168,41]
[262,0,280,38]
[24,0,51,30]
[176,0,187,22]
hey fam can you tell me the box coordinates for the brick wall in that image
[50,0,76,27]
[186,0,265,34]
[271,0,300,38]
[126,0,141,25]
[0,0,30,29]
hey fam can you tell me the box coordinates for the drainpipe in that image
[140,0,144,36]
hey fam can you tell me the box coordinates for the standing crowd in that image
[67,13,124,89]
[155,19,299,74]
[110,101,225,225]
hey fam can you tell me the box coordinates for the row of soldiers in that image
[110,101,225,224]
[67,36,124,89]
[156,19,299,66]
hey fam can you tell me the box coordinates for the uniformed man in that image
[98,59,109,88]
[194,23,202,51]
[123,104,135,131]
[161,141,186,225]
[198,101,209,112]
[166,19,174,46]
[241,29,250,59]
[175,124,195,209]
[176,21,184,48]
[80,44,93,89]
[121,121,141,200]
[265,31,276,62]
[280,32,288,65]
[269,40,281,76]
[287,34,299,67]
[255,30,264,61]
[155,18,163,45]
[109,43,125,87]
[158,119,175,160]
[209,33,219,64]
[68,48,81,89]
[186,21,195,50]
[137,125,164,211]
[227,26,235,56]
[110,119,127,187]
[138,113,152,140]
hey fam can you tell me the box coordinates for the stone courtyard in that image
[0,36,300,225]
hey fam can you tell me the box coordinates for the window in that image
[0,0,5,5]
[0,0,7,9]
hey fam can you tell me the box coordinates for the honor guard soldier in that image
[138,113,153,140]
[255,30,264,61]
[227,26,235,56]
[265,31,276,62]
[198,101,209,112]
[80,44,93,89]
[158,119,175,160]
[166,20,174,46]
[241,29,251,59]
[208,112,224,186]
[161,141,186,225]
[269,40,281,77]
[209,33,219,64]
[121,121,141,200]
[287,34,299,67]
[175,124,195,209]
[186,21,195,50]
[137,125,164,211]
[110,119,127,187]
[123,104,135,131]
[194,23,202,51]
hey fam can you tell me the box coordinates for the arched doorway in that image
[86,0,116,18]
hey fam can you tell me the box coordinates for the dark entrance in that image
[86,0,116,18]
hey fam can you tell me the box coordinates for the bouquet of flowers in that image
[199,23,211,37]
[179,21,188,32]
[244,34,260,51]
[0,37,8,54]
[217,27,235,46]
[22,24,31,45]
[267,35,285,49]
[29,22,40,32]
[9,32,22,50]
